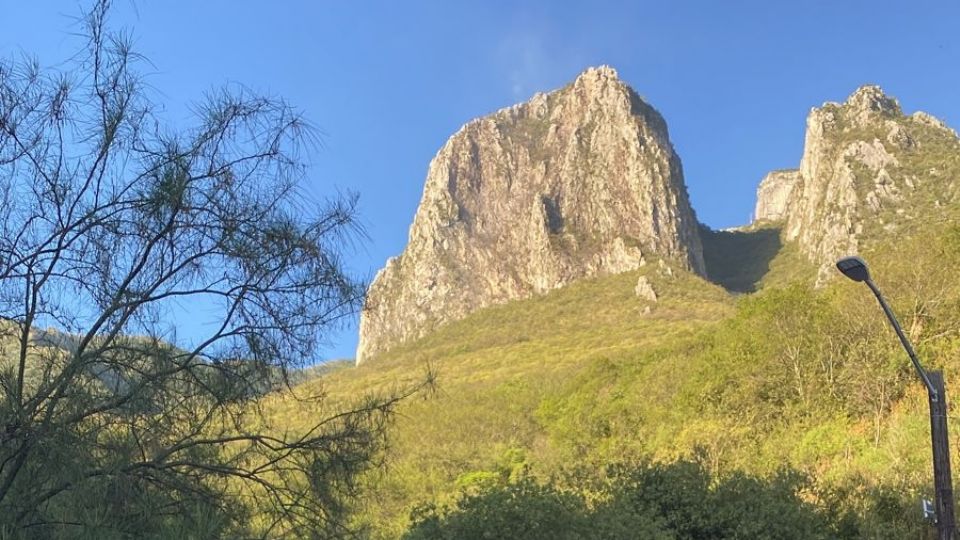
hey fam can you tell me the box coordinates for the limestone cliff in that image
[753,85,960,281]
[357,66,704,363]
[754,170,801,222]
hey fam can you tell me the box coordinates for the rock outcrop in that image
[357,66,704,363]
[754,170,801,222]
[634,276,658,302]
[751,85,960,281]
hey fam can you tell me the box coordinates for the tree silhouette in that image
[0,2,416,537]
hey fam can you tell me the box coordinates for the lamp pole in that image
[836,256,955,540]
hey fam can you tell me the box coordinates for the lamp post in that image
[836,256,956,540]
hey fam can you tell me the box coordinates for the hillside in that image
[271,219,960,538]
[281,261,734,536]
[265,79,960,538]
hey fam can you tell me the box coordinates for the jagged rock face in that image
[634,276,658,302]
[754,85,960,282]
[357,66,704,363]
[754,170,801,222]
[784,86,901,275]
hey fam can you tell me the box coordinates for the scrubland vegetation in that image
[297,220,960,538]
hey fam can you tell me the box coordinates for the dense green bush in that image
[403,460,888,539]
[404,477,593,540]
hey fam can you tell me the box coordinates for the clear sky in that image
[3,1,959,361]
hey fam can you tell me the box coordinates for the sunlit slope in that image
[276,263,731,533]
[271,216,960,538]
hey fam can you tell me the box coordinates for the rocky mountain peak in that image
[356,66,704,363]
[578,64,620,80]
[571,65,625,95]
[844,85,902,120]
[752,85,960,282]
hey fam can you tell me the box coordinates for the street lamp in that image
[836,256,956,540]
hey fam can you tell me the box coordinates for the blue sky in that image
[3,1,959,361]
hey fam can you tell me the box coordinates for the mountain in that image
[752,85,960,281]
[360,78,960,365]
[357,67,704,363]
[277,75,960,537]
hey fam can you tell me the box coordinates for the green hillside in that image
[277,216,960,538]
[275,261,732,534]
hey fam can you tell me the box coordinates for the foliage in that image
[405,476,592,540]
[0,2,420,537]
[405,460,868,540]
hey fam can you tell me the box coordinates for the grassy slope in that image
[277,263,732,536]
[267,105,960,537]
[277,216,960,538]
[269,216,959,538]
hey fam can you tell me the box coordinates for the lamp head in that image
[836,256,871,282]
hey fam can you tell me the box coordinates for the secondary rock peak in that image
[752,84,958,284]
[843,84,901,117]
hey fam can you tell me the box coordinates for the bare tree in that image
[0,2,414,537]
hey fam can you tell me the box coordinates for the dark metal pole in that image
[929,371,956,540]
[864,279,937,397]
[865,278,955,539]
